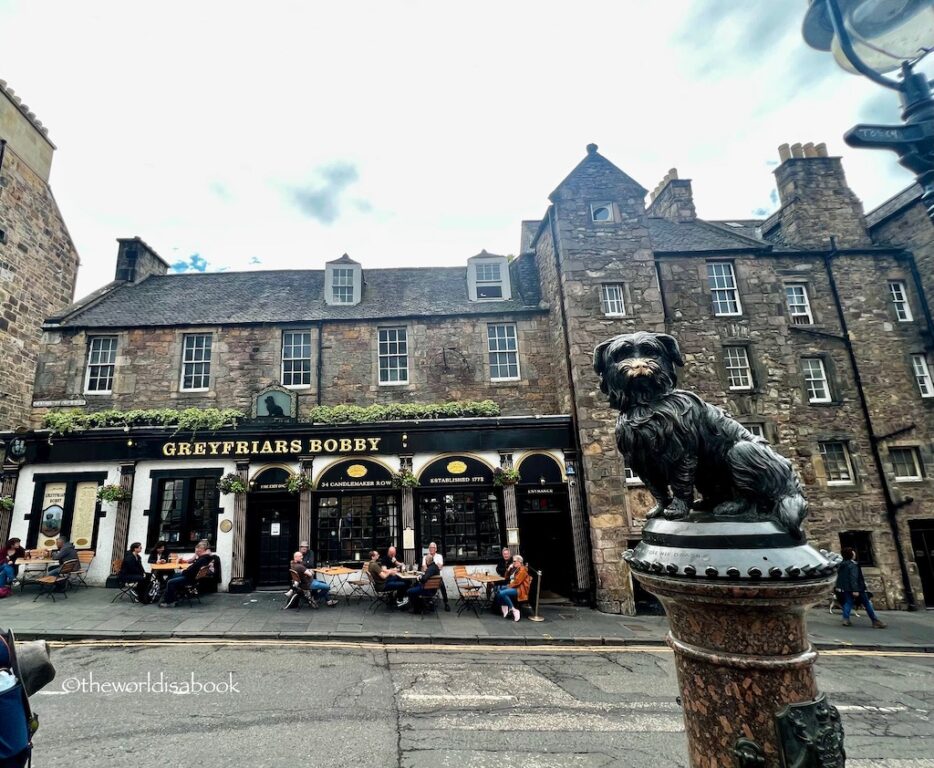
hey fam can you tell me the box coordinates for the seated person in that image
[4,538,25,578]
[299,541,316,571]
[0,553,14,593]
[366,550,409,607]
[407,554,443,612]
[287,551,337,606]
[48,536,78,576]
[159,540,213,607]
[119,542,146,581]
[495,555,530,622]
[420,541,450,611]
[148,541,168,564]
[380,545,401,570]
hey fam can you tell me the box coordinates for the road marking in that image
[836,704,908,713]
[402,693,515,704]
[44,639,932,658]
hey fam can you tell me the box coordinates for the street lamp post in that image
[803,0,934,218]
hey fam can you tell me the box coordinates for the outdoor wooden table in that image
[315,566,359,596]
[150,562,184,572]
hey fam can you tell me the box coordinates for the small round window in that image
[591,205,612,222]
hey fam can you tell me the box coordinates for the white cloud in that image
[0,0,925,298]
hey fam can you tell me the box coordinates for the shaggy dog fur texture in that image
[594,331,808,538]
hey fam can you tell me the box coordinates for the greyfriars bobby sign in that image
[252,384,296,420]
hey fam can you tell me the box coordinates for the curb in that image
[9,629,933,652]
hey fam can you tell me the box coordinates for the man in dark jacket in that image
[835,547,886,628]
[48,537,78,576]
[159,541,213,607]
[407,554,442,613]
[119,542,146,580]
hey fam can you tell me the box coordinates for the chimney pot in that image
[803,142,817,158]
[778,144,792,162]
[668,168,678,180]
[791,143,804,158]
[816,142,828,157]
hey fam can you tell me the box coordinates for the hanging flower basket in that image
[218,473,247,495]
[390,469,419,489]
[285,473,313,494]
[493,467,521,487]
[0,496,14,512]
[96,483,132,503]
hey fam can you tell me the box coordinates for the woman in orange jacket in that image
[495,555,530,621]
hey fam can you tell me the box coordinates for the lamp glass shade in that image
[831,0,934,73]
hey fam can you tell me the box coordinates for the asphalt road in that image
[26,641,934,767]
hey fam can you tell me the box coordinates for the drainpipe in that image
[823,238,917,610]
[316,321,324,406]
[902,251,934,349]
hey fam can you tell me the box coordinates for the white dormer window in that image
[467,252,511,302]
[325,255,362,306]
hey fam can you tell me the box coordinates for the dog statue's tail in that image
[728,441,809,540]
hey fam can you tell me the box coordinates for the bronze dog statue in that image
[594,331,808,538]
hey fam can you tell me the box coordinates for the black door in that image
[516,489,575,599]
[910,520,934,608]
[247,494,298,586]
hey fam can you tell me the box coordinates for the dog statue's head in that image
[593,331,684,411]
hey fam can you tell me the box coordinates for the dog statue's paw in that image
[663,498,692,520]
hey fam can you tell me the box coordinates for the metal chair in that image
[284,569,316,610]
[453,566,484,616]
[33,559,79,602]
[110,557,140,603]
[70,550,95,589]
[177,565,213,607]
[346,567,374,604]
[415,576,443,618]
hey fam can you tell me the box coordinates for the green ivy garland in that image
[0,496,14,512]
[390,469,419,489]
[96,483,132,503]
[285,473,313,494]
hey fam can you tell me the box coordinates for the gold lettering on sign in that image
[223,442,235,454]
[260,440,273,454]
[194,443,206,456]
[290,439,302,453]
[354,438,367,451]
[323,439,338,452]
[236,441,249,455]
[368,438,381,451]
[275,440,288,454]
[309,439,322,452]
[160,434,384,457]
[209,442,222,455]
[347,464,368,478]
[178,443,192,456]
[163,443,176,457]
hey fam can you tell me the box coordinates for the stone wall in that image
[0,145,79,430]
[31,312,561,424]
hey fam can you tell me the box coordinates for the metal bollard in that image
[528,567,544,622]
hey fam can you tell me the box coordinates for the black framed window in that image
[147,471,221,551]
[27,473,107,550]
[416,490,502,562]
[839,530,875,566]
[315,493,398,564]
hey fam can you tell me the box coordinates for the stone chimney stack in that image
[115,237,169,283]
[773,141,871,248]
[647,168,696,222]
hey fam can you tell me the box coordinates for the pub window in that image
[151,475,220,550]
[744,423,766,440]
[839,530,875,566]
[378,327,409,385]
[785,284,814,325]
[418,490,501,562]
[488,323,520,381]
[889,280,913,322]
[723,346,754,390]
[180,333,212,392]
[600,283,626,317]
[28,474,106,550]
[281,330,312,388]
[890,446,924,481]
[911,354,934,398]
[84,336,118,394]
[332,267,355,304]
[802,357,832,403]
[707,262,742,316]
[624,466,643,486]
[315,494,398,564]
[819,441,855,485]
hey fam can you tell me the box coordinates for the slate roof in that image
[647,218,771,253]
[50,267,544,330]
[865,183,922,229]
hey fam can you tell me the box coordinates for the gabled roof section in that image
[865,183,922,229]
[48,266,544,330]
[647,218,775,253]
[327,253,359,266]
[548,143,648,202]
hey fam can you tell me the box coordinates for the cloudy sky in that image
[0,1,925,298]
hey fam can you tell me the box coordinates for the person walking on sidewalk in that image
[835,547,886,629]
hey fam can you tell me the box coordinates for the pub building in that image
[5,143,934,614]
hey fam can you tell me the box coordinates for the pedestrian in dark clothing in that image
[835,547,886,628]
[119,542,146,580]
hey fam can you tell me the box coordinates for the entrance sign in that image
[252,466,290,492]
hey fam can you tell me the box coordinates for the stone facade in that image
[0,84,79,431]
[17,140,934,613]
